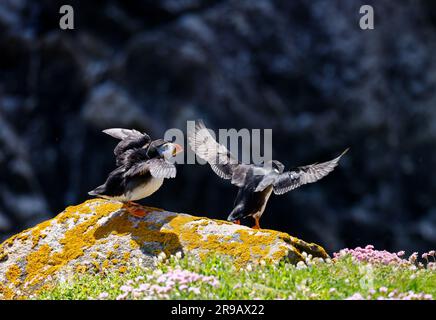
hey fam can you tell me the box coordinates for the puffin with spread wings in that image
[188,121,347,229]
[89,128,183,216]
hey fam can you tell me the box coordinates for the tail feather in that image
[227,205,246,222]
[88,184,106,196]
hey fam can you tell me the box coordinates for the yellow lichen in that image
[57,202,92,224]
[25,244,52,286]
[31,220,51,248]
[123,252,131,261]
[6,264,22,286]
[164,216,304,268]
[87,261,98,272]
[0,284,15,300]
[20,200,123,292]
[102,260,110,269]
[129,239,139,249]
[76,265,87,273]
[93,210,185,256]
[0,250,7,262]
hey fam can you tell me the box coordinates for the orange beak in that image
[173,144,183,156]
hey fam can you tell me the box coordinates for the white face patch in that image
[158,143,176,160]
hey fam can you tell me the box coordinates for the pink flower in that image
[346,293,365,300]
[98,292,109,299]
[334,246,408,265]
[379,287,388,293]
[188,287,201,295]
[120,285,132,292]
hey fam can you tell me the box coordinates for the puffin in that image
[188,120,347,229]
[89,128,183,216]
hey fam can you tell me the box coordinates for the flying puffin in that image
[188,120,347,229]
[89,128,183,216]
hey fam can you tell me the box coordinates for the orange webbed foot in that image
[252,217,261,229]
[124,202,148,218]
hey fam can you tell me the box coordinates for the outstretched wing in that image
[103,128,151,164]
[272,149,348,195]
[188,120,243,182]
[103,128,144,140]
[124,158,176,179]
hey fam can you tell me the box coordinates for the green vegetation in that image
[37,252,435,300]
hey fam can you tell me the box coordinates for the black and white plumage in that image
[188,120,347,229]
[89,128,183,212]
[102,128,152,166]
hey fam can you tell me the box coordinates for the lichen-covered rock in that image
[0,199,328,299]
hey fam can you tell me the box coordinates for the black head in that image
[147,139,183,160]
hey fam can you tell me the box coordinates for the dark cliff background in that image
[0,0,435,254]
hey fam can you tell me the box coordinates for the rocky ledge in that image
[0,199,328,299]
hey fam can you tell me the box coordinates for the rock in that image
[0,198,327,299]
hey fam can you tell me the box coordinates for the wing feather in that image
[103,128,151,165]
[124,158,176,179]
[273,149,348,195]
[188,120,240,180]
[103,128,145,140]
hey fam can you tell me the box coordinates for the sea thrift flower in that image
[408,252,418,264]
[334,245,409,266]
[99,292,109,299]
[120,285,133,292]
[188,287,201,295]
[111,267,220,300]
[346,293,365,300]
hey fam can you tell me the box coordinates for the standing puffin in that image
[89,128,183,216]
[188,121,347,229]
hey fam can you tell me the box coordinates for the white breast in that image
[253,187,273,219]
[127,178,164,201]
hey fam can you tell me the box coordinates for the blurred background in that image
[0,0,435,253]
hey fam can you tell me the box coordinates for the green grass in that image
[37,254,436,300]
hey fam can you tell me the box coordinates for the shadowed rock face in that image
[0,199,327,299]
[1,0,436,253]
